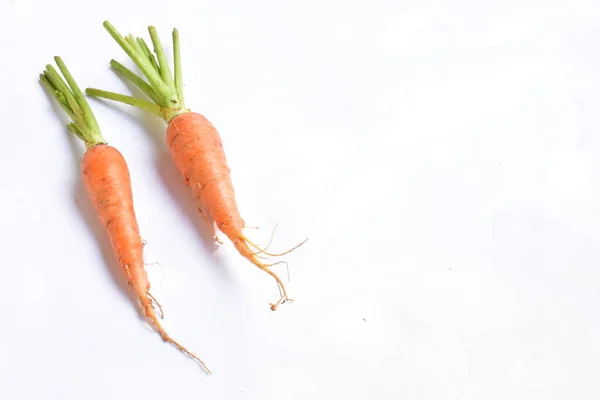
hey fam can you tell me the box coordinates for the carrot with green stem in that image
[41,56,210,373]
[86,21,306,311]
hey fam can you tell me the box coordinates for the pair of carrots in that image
[41,21,305,374]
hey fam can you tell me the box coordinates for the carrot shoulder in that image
[41,57,209,373]
[86,21,306,311]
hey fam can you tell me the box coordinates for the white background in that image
[2,0,600,398]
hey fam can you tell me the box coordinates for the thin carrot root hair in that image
[244,224,309,258]
[247,236,309,258]
[233,232,308,310]
[147,292,164,319]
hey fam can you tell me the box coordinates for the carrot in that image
[41,56,210,373]
[86,21,306,311]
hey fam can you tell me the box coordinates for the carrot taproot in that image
[86,21,306,311]
[41,56,210,373]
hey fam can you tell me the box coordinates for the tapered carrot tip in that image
[141,296,212,374]
[124,265,210,373]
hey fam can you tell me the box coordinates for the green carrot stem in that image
[87,21,188,122]
[85,88,163,117]
[110,59,160,103]
[44,64,82,117]
[54,56,100,133]
[102,21,175,105]
[67,122,87,143]
[148,26,174,90]
[40,57,106,147]
[136,37,160,73]
[40,73,76,121]
[173,28,184,106]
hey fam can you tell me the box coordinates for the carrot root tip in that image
[142,301,212,374]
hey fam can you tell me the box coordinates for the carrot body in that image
[81,144,149,292]
[166,112,244,240]
[167,112,287,309]
[81,143,209,371]
[43,56,208,372]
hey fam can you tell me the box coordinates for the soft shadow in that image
[41,85,145,322]
[87,82,231,281]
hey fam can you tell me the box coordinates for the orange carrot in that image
[166,112,295,310]
[41,56,210,373]
[87,21,305,310]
